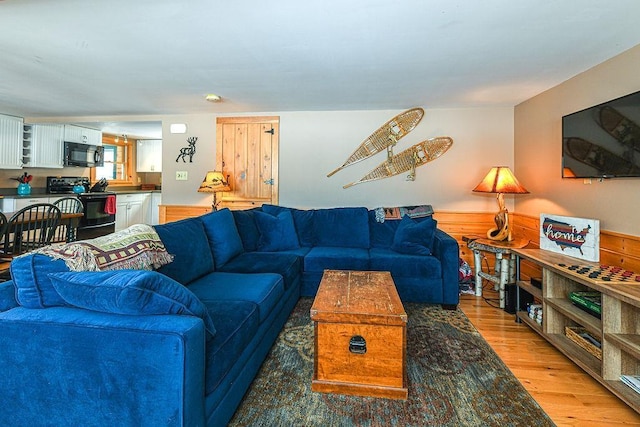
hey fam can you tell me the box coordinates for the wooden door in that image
[216,116,279,210]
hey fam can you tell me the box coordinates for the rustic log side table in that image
[463,236,528,309]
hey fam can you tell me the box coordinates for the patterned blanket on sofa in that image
[32,224,174,272]
[374,205,434,222]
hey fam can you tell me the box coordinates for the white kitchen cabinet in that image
[64,125,102,146]
[115,193,150,231]
[0,114,24,169]
[13,197,46,211]
[149,192,162,225]
[1,195,70,212]
[136,139,162,172]
[23,124,64,168]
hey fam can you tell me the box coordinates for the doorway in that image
[216,116,279,209]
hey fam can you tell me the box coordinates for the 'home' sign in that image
[539,214,600,262]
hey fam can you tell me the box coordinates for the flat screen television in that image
[562,90,640,178]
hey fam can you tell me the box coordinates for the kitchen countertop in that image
[111,189,162,195]
[0,188,161,198]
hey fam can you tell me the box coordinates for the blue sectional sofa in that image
[0,205,459,426]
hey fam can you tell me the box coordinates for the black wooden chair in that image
[52,197,84,242]
[0,212,9,280]
[0,204,61,261]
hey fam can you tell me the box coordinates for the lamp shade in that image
[197,171,231,193]
[472,166,529,194]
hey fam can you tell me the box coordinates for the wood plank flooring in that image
[458,290,640,426]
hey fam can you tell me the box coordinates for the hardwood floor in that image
[459,290,640,426]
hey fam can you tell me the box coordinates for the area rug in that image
[230,298,555,426]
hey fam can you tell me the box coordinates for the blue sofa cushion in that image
[369,248,442,278]
[391,215,437,255]
[254,210,300,251]
[304,246,369,272]
[200,209,244,267]
[48,270,217,338]
[262,204,316,246]
[202,299,259,394]
[187,272,284,323]
[217,252,302,291]
[0,281,18,312]
[369,210,400,248]
[154,218,215,283]
[313,207,370,248]
[11,254,71,308]
[232,209,260,251]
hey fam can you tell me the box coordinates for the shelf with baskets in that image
[514,248,640,414]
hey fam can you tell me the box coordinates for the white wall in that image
[161,114,217,206]
[27,106,516,214]
[515,44,640,235]
[160,107,515,212]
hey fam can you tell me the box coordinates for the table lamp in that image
[472,166,529,242]
[197,170,231,211]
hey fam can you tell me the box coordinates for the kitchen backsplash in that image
[0,168,161,190]
[0,167,90,189]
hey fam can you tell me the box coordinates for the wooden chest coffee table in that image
[310,270,408,399]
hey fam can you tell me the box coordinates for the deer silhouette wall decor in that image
[176,137,197,162]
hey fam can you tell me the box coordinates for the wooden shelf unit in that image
[513,248,640,414]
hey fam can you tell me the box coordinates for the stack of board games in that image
[621,375,640,395]
[569,291,602,318]
[527,303,543,325]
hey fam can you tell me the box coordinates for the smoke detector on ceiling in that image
[205,94,221,102]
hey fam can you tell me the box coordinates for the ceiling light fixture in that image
[205,93,221,102]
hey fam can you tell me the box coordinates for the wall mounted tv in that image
[562,90,640,179]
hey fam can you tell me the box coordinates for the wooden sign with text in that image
[539,214,600,262]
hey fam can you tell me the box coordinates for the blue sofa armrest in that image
[0,280,18,312]
[0,307,206,426]
[432,228,460,307]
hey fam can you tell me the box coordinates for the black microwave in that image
[64,141,104,167]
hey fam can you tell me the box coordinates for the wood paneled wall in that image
[158,205,640,276]
[511,212,640,282]
[431,211,495,266]
[158,205,211,224]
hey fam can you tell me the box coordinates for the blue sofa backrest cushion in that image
[254,210,300,251]
[48,270,217,338]
[232,209,260,251]
[11,254,71,308]
[262,204,315,246]
[369,210,399,248]
[200,209,244,267]
[313,207,370,248]
[391,215,437,255]
[154,218,215,283]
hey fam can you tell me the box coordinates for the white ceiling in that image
[2,0,640,137]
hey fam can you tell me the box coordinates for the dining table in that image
[0,211,84,276]
[2,211,83,240]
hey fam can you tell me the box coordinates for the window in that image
[91,135,134,185]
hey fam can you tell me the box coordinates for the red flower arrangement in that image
[12,172,33,184]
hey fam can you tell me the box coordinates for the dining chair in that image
[52,197,84,242]
[0,204,61,261]
[0,211,7,241]
[0,212,9,280]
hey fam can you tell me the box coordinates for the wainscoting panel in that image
[158,207,640,279]
[432,211,495,267]
[512,213,640,281]
[158,205,211,224]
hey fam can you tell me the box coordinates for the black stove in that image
[46,176,91,194]
[46,176,117,240]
